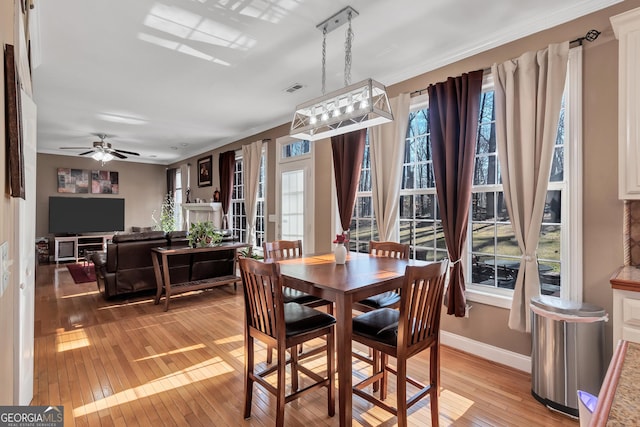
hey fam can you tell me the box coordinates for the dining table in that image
[277,251,430,427]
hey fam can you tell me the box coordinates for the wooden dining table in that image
[277,251,429,427]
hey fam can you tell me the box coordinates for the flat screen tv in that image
[49,197,125,234]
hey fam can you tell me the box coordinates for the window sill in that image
[465,286,512,309]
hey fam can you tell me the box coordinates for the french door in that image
[276,137,314,253]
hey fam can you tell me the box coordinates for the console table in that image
[151,242,248,311]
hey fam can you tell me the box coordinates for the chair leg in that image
[244,335,254,419]
[430,345,440,427]
[372,350,380,392]
[396,355,408,427]
[267,345,273,364]
[291,344,299,392]
[380,353,388,401]
[276,342,286,427]
[327,329,335,417]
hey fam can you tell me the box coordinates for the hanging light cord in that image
[321,26,327,95]
[344,11,353,87]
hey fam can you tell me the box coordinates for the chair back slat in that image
[263,240,303,261]
[369,241,410,260]
[239,257,284,339]
[398,261,448,349]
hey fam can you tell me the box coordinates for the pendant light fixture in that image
[290,6,393,141]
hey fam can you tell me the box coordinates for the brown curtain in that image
[331,129,366,232]
[166,168,177,199]
[219,151,235,229]
[428,70,483,317]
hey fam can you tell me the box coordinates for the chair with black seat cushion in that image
[263,240,334,363]
[353,241,409,312]
[351,260,448,427]
[239,257,335,427]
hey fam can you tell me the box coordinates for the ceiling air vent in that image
[285,83,304,93]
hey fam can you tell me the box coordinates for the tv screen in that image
[49,197,125,234]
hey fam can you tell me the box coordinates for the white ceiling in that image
[31,0,620,165]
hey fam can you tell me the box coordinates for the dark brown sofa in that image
[92,230,239,299]
[93,231,168,298]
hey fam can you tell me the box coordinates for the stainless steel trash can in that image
[530,295,607,417]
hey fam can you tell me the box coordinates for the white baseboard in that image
[440,330,531,373]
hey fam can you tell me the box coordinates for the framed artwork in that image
[57,168,89,193]
[91,170,119,194]
[4,44,25,199]
[198,155,212,187]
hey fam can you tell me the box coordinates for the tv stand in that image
[54,234,113,263]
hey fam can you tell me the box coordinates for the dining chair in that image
[263,240,334,363]
[352,241,409,312]
[239,257,336,427]
[351,260,449,427]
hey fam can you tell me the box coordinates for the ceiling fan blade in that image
[111,151,127,159]
[79,150,94,156]
[114,149,140,156]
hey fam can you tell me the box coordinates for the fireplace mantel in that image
[182,202,223,230]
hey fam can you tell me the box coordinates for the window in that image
[231,151,266,247]
[399,105,447,262]
[351,51,581,304]
[282,140,310,159]
[348,134,378,253]
[174,168,183,230]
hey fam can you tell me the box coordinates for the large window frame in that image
[349,48,582,307]
[465,48,582,307]
[231,148,266,249]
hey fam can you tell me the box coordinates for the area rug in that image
[66,263,96,284]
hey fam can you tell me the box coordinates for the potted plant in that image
[187,221,223,248]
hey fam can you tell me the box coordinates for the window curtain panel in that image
[166,168,177,199]
[219,151,236,229]
[370,93,410,242]
[492,42,569,332]
[331,129,367,233]
[242,140,263,246]
[428,70,483,317]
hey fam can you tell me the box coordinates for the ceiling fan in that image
[59,134,140,161]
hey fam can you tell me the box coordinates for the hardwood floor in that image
[33,262,578,426]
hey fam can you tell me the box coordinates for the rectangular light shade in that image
[290,78,393,141]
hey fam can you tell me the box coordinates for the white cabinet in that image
[613,289,640,347]
[611,7,640,199]
[54,234,113,263]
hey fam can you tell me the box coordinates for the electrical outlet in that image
[0,241,8,297]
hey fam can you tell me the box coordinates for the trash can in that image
[530,295,608,417]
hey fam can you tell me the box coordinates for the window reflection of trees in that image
[350,88,565,296]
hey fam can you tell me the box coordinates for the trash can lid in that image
[530,295,605,317]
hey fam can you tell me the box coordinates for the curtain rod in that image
[410,28,600,98]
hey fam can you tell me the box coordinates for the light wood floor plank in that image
[32,262,579,426]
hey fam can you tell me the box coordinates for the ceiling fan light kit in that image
[59,134,140,164]
[290,6,393,141]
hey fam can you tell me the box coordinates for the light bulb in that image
[103,153,114,162]
[92,151,104,161]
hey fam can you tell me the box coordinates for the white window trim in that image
[465,46,583,308]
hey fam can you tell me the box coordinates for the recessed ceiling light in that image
[170,146,178,150]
